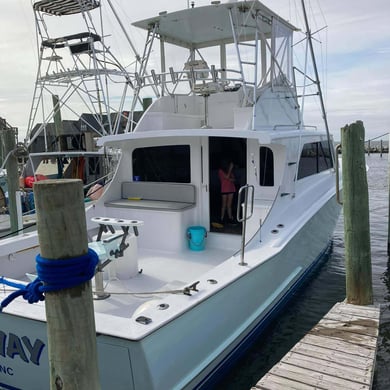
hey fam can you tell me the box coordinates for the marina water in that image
[218,153,390,389]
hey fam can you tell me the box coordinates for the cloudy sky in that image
[0,0,389,141]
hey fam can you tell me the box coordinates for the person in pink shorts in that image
[218,160,236,224]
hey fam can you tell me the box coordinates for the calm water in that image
[218,153,390,389]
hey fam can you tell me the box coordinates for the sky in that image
[0,0,389,142]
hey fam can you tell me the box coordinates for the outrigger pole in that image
[106,0,159,98]
[301,0,335,165]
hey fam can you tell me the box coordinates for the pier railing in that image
[365,132,389,155]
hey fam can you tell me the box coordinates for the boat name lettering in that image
[0,331,45,366]
[0,364,14,376]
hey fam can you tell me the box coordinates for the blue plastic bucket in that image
[187,226,207,251]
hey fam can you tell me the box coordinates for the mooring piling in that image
[341,120,373,305]
[34,179,100,389]
[388,133,390,255]
[3,127,20,235]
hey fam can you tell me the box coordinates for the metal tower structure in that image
[26,0,136,149]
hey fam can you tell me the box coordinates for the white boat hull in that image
[0,195,339,389]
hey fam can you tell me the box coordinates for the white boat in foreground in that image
[0,1,341,389]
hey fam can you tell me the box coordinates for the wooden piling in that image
[142,97,153,111]
[52,94,67,152]
[4,128,20,235]
[388,133,390,255]
[341,121,373,305]
[34,179,100,389]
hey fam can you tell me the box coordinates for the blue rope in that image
[0,248,99,312]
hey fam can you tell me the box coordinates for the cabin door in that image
[209,137,247,234]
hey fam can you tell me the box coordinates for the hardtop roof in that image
[132,0,298,49]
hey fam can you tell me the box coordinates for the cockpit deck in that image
[92,242,238,319]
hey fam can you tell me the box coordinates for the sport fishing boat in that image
[0,1,341,389]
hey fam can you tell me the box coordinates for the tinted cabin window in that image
[259,147,274,186]
[132,145,191,182]
[318,141,333,172]
[298,141,333,180]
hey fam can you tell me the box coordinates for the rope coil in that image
[0,248,98,311]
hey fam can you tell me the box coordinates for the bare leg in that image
[227,193,234,219]
[221,194,228,221]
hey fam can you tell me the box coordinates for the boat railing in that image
[237,184,254,266]
[335,144,343,205]
[135,66,248,98]
[273,124,318,131]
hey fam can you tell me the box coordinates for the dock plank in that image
[283,351,371,384]
[309,323,378,346]
[253,302,380,390]
[253,374,314,390]
[290,341,373,369]
[302,333,377,356]
[262,363,369,390]
[329,302,380,319]
[313,317,378,337]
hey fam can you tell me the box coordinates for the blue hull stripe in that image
[0,382,22,390]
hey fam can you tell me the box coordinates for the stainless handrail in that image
[236,184,254,266]
[140,67,244,95]
[335,144,342,205]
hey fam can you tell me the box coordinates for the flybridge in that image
[129,0,298,130]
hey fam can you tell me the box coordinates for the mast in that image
[301,0,335,164]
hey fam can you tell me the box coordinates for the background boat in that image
[0,0,146,235]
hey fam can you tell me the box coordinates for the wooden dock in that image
[253,302,380,390]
